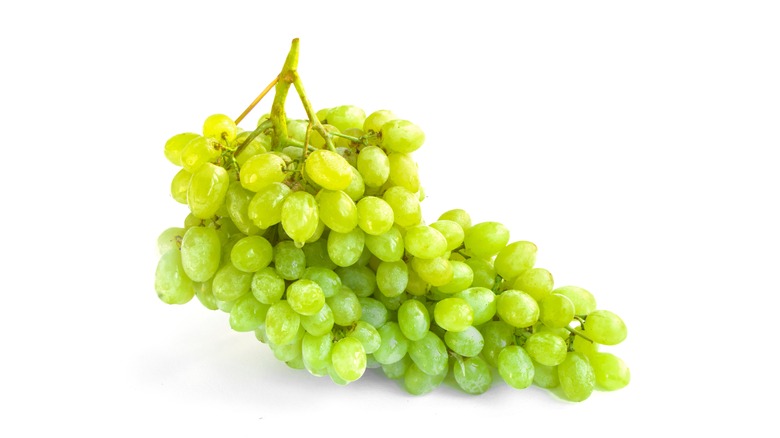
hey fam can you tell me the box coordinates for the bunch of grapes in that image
[154,39,630,401]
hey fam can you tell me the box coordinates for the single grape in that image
[479,321,516,367]
[376,260,409,298]
[381,119,425,153]
[348,321,381,354]
[408,331,448,376]
[357,146,390,188]
[251,266,286,304]
[539,293,575,329]
[373,322,409,365]
[302,331,334,374]
[180,136,220,173]
[397,299,430,341]
[299,303,335,336]
[364,225,405,262]
[381,355,411,380]
[336,265,376,298]
[305,149,352,191]
[494,241,537,281]
[438,208,472,231]
[363,109,396,135]
[433,297,473,332]
[523,332,568,366]
[387,152,420,192]
[497,345,535,390]
[240,153,287,192]
[286,279,325,316]
[496,290,539,328]
[187,163,229,219]
[356,196,394,235]
[464,258,497,290]
[273,240,306,281]
[301,267,342,298]
[302,240,337,270]
[170,168,191,204]
[429,220,464,252]
[558,352,596,402]
[583,310,628,345]
[229,294,270,332]
[193,281,217,310]
[327,227,365,267]
[437,261,474,294]
[326,286,362,326]
[230,235,273,273]
[403,363,446,396]
[343,166,365,202]
[444,326,484,357]
[202,114,237,142]
[410,256,453,287]
[382,186,421,228]
[180,226,221,282]
[331,337,367,383]
[316,190,358,233]
[513,267,554,301]
[154,249,194,304]
[553,286,597,316]
[327,105,366,132]
[281,191,319,245]
[265,300,301,346]
[589,352,630,390]
[532,360,560,389]
[164,132,199,166]
[358,297,389,328]
[225,181,262,235]
[453,356,493,395]
[156,227,184,255]
[404,225,448,260]
[212,262,253,302]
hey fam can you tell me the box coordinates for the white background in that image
[1,0,778,436]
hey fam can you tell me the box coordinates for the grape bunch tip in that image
[154,38,631,401]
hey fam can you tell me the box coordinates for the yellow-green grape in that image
[212,262,253,302]
[513,267,553,301]
[302,331,334,376]
[408,331,448,376]
[348,321,381,355]
[315,190,358,233]
[405,262,429,296]
[364,225,404,262]
[572,334,599,357]
[380,355,411,380]
[464,258,496,290]
[287,119,309,144]
[286,279,325,316]
[437,261,474,294]
[453,356,493,395]
[310,124,339,149]
[464,222,510,260]
[404,225,448,260]
[357,146,390,188]
[193,281,218,310]
[180,136,220,173]
[326,286,362,326]
[429,220,464,252]
[248,182,291,229]
[239,153,287,192]
[203,113,237,142]
[304,149,353,191]
[523,332,568,366]
[336,265,376,298]
[229,294,270,332]
[363,110,396,135]
[497,345,535,390]
[410,256,453,287]
[157,227,184,255]
[358,297,389,329]
[251,266,285,304]
[433,297,473,332]
[302,239,337,270]
[343,167,365,201]
[479,321,516,368]
[373,322,409,365]
[380,119,425,153]
[270,327,305,362]
[327,227,365,267]
[234,132,270,166]
[154,249,194,304]
[558,352,596,402]
[170,169,191,204]
[444,326,484,357]
[331,337,367,383]
[164,132,199,166]
[300,303,335,337]
[387,152,420,192]
[539,293,575,329]
[327,105,366,132]
[583,310,628,345]
[356,196,395,235]
[532,360,560,389]
[496,290,539,328]
[589,352,630,390]
[187,163,229,219]
[397,299,430,341]
[454,287,497,326]
[265,300,301,346]
[403,362,446,396]
[274,241,306,281]
[494,241,537,282]
[382,186,421,228]
[375,260,408,298]
[225,182,261,235]
[180,226,221,282]
[301,267,341,299]
[438,208,472,231]
[553,286,597,316]
[230,236,273,273]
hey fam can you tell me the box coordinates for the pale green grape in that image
[429,220,464,252]
[265,300,301,345]
[363,109,396,135]
[381,355,411,379]
[286,119,309,144]
[164,132,199,166]
[408,331,448,376]
[364,225,404,262]
[464,258,497,290]
[286,356,305,370]
[497,290,539,328]
[180,137,220,173]
[302,240,337,270]
[539,293,575,329]
[212,262,253,302]
[335,265,376,298]
[302,332,333,374]
[281,191,319,245]
[315,189,358,233]
[558,352,595,402]
[387,152,420,192]
[180,226,221,282]
[381,119,425,153]
[225,182,262,235]
[357,146,390,188]
[234,132,270,166]
[523,332,567,366]
[187,163,229,219]
[286,279,325,316]
[348,321,381,354]
[343,167,365,201]
[404,225,447,260]
[273,241,306,280]
[532,360,560,389]
[479,321,516,367]
[193,281,217,310]
[583,310,627,345]
[403,363,445,395]
[230,236,273,272]
[397,299,430,341]
[254,324,268,343]
[382,186,421,228]
[438,208,472,231]
[405,264,429,296]
[453,356,492,395]
[299,303,334,336]
[305,149,352,191]
[494,241,537,281]
[331,337,367,383]
[327,227,365,267]
[229,294,270,332]
[270,327,304,362]
[410,257,453,287]
[251,266,286,304]
[356,196,394,235]
[301,267,341,298]
[376,260,408,298]
[157,227,184,255]
[358,297,389,328]
[572,334,599,357]
[202,113,237,142]
[463,222,509,260]
[373,322,409,365]
[589,352,630,390]
[326,287,362,326]
[497,345,535,390]
[437,261,474,294]
[433,297,473,332]
[305,220,326,244]
[239,153,287,192]
[513,267,553,301]
[155,249,194,304]
[170,168,191,204]
[444,326,484,357]
[553,286,597,316]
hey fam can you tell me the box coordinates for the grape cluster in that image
[155,104,630,401]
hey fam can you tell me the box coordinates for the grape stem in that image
[235,75,279,125]
[565,326,595,343]
[234,119,273,157]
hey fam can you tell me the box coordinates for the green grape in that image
[494,241,537,282]
[269,326,305,362]
[331,337,367,383]
[464,222,510,259]
[433,297,473,332]
[202,113,237,142]
[254,324,268,343]
[373,322,409,365]
[513,267,553,301]
[193,281,217,310]
[357,146,390,188]
[387,152,420,193]
[572,334,599,357]
[155,249,195,304]
[299,303,334,336]
[225,182,261,235]
[479,321,516,367]
[170,168,191,204]
[234,132,270,166]
[523,332,567,366]
[355,244,373,266]
[315,189,358,233]
[410,257,453,287]
[164,132,199,166]
[356,196,394,235]
[404,225,448,260]
[382,186,421,228]
[453,356,493,395]
[273,241,306,280]
[558,352,596,402]
[302,332,333,375]
[230,236,273,273]
[187,163,229,219]
[229,294,270,332]
[286,119,309,144]
[216,216,240,237]
[239,153,287,192]
[553,286,597,316]
[464,258,497,290]
[216,298,235,313]
[363,109,396,135]
[286,355,305,370]
[365,225,404,262]
[405,264,429,296]
[497,345,535,390]
[403,363,445,396]
[301,267,341,298]
[302,240,337,270]
[429,220,464,252]
[437,261,474,294]
[397,299,430,341]
[408,331,448,376]
[348,321,381,354]
[265,300,301,346]
[180,226,221,282]
[310,124,339,149]
[358,297,389,328]
[444,326,484,357]
[326,286,362,326]
[248,183,291,229]
[180,136,220,173]
[381,119,425,153]
[305,220,326,244]
[281,191,319,245]
[583,310,628,345]
[251,266,286,304]
[539,293,575,329]
[376,260,408,298]
[532,360,560,389]
[497,290,539,328]
[438,208,472,231]
[212,262,253,302]
[327,227,365,267]
[305,149,352,191]
[157,227,184,255]
[380,355,411,380]
[336,265,376,298]
[589,352,630,390]
[286,279,325,316]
